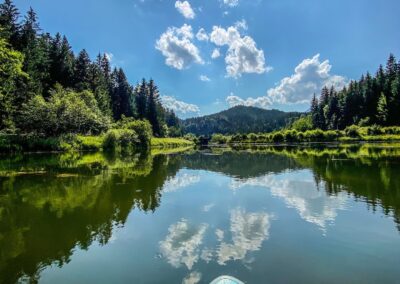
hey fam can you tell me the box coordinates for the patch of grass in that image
[151,138,194,148]
[77,135,104,151]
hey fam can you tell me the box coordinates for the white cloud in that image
[224,54,347,108]
[163,172,201,193]
[267,54,347,104]
[211,48,221,59]
[216,208,272,265]
[221,0,239,7]
[175,1,195,19]
[161,96,200,116]
[199,75,211,82]
[226,92,271,108]
[196,28,209,41]
[156,24,203,70]
[210,25,266,78]
[159,219,208,269]
[104,52,114,62]
[234,19,248,30]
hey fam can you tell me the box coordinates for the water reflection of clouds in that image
[229,173,348,231]
[163,172,201,193]
[217,208,272,265]
[159,219,208,269]
[182,271,202,284]
[160,208,272,270]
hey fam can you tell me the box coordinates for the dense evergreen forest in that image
[0,0,181,140]
[310,54,400,130]
[183,105,301,135]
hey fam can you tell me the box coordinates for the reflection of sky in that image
[229,171,348,231]
[159,219,208,269]
[182,271,202,284]
[217,208,272,265]
[160,208,272,270]
[163,171,201,193]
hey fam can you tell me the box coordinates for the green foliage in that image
[310,54,400,130]
[20,86,110,135]
[0,1,181,146]
[290,115,313,131]
[344,125,361,138]
[123,119,152,146]
[211,133,229,144]
[183,105,301,135]
[0,36,27,131]
[102,130,118,150]
[151,137,194,148]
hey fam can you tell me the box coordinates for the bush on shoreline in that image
[209,125,400,145]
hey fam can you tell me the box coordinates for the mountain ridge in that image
[182,105,302,135]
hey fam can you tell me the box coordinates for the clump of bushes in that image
[19,86,110,136]
[211,134,229,144]
[103,119,152,151]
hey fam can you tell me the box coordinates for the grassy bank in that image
[151,137,194,148]
[210,126,400,145]
[0,134,194,153]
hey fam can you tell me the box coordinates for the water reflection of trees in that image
[222,144,400,231]
[0,151,181,284]
[1,144,400,283]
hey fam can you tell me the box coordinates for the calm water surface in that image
[1,144,400,284]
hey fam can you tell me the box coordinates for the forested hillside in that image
[0,0,181,139]
[183,105,301,135]
[310,54,400,130]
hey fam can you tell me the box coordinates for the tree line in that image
[0,0,181,138]
[310,54,400,130]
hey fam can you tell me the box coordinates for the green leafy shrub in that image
[211,134,228,144]
[118,129,139,148]
[272,132,284,143]
[345,125,361,138]
[124,120,152,146]
[102,130,118,150]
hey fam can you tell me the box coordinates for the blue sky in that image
[14,0,400,117]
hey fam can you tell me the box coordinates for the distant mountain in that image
[182,106,302,135]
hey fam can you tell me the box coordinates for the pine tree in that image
[146,79,161,136]
[74,49,91,91]
[49,34,75,88]
[377,93,389,125]
[19,7,40,49]
[0,0,20,48]
[111,68,134,120]
[135,78,148,120]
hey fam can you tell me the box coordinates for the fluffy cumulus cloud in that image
[267,54,347,104]
[196,28,209,41]
[161,96,200,116]
[159,219,208,269]
[156,24,203,70]
[210,25,266,78]
[225,54,347,108]
[199,75,211,82]
[221,0,239,7]
[211,48,221,59]
[226,92,271,108]
[175,1,195,19]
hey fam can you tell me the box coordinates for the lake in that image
[1,144,400,284]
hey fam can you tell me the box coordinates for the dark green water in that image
[1,144,400,284]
